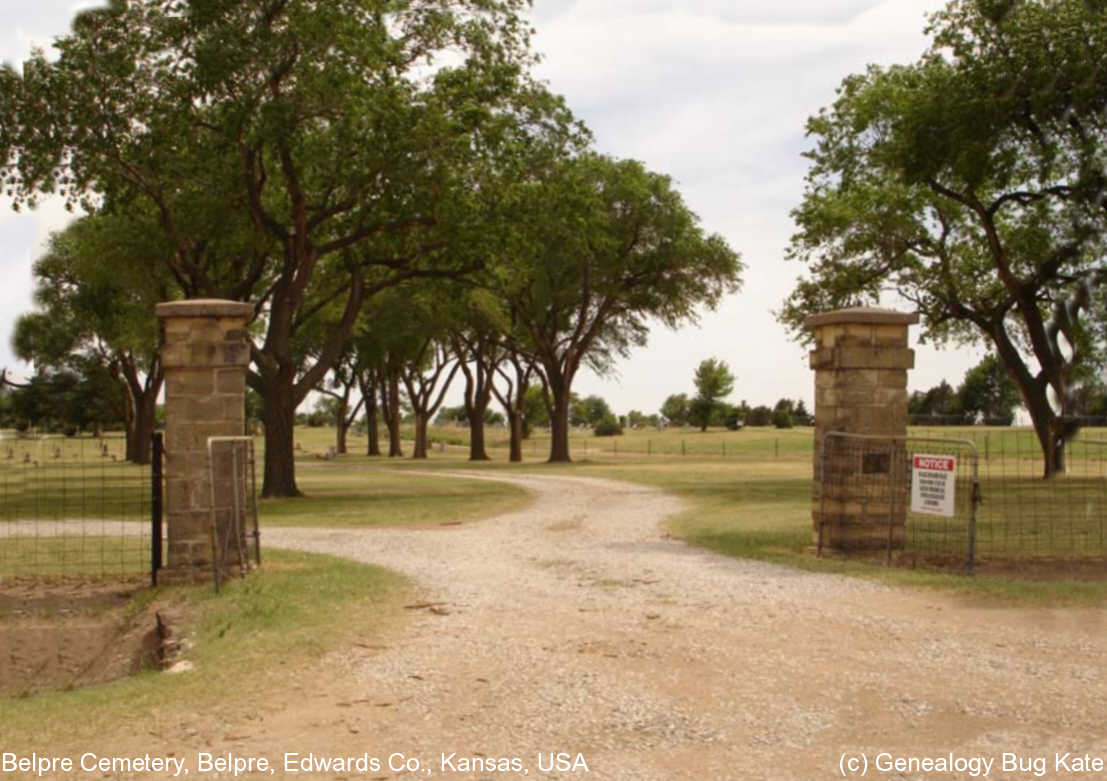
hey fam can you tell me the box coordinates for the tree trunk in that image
[366,393,381,457]
[122,390,139,461]
[120,360,163,466]
[335,395,349,455]
[548,384,572,463]
[507,410,523,462]
[336,420,348,455]
[261,385,301,497]
[127,391,158,465]
[467,403,490,461]
[383,373,403,457]
[412,412,429,459]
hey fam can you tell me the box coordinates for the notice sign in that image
[911,454,957,517]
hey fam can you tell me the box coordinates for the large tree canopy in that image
[780,0,1107,476]
[1,0,542,495]
[502,153,743,462]
[11,213,176,462]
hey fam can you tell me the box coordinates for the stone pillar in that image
[156,299,253,582]
[807,308,918,552]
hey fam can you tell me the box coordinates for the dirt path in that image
[232,471,1105,781]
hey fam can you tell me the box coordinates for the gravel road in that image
[258,471,1107,781]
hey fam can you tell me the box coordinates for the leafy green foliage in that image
[3,0,545,493]
[660,393,690,426]
[781,0,1107,475]
[957,355,1021,425]
[592,414,623,437]
[689,358,735,431]
[499,153,743,460]
[9,213,174,460]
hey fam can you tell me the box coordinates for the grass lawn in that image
[0,536,152,578]
[260,459,532,528]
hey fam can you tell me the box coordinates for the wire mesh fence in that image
[966,434,1107,558]
[817,430,1107,571]
[207,436,260,592]
[816,433,981,569]
[0,433,157,580]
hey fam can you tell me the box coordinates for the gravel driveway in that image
[261,471,1107,781]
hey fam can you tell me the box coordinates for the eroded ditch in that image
[0,580,185,697]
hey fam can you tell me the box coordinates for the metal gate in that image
[207,436,260,592]
[816,432,981,571]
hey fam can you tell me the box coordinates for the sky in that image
[0,0,992,416]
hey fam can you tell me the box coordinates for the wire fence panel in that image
[817,433,980,569]
[207,437,260,592]
[971,435,1107,558]
[818,430,1107,572]
[0,434,156,580]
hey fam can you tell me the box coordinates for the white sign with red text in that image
[911,454,957,517]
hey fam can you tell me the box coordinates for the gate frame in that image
[817,431,982,572]
[206,435,261,593]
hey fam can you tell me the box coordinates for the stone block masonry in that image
[156,299,254,583]
[806,308,918,552]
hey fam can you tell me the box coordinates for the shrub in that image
[772,408,793,429]
[593,415,623,436]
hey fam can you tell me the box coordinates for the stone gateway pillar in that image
[806,308,918,552]
[156,299,253,582]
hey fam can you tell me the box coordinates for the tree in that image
[572,396,614,428]
[690,358,735,432]
[490,353,540,462]
[781,0,1107,476]
[660,393,690,427]
[401,341,459,459]
[503,155,742,461]
[4,0,539,495]
[314,358,366,455]
[6,360,123,435]
[10,214,172,462]
[746,405,773,427]
[593,414,622,437]
[957,355,1021,425]
[908,380,964,424]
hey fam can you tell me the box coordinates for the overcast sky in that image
[0,0,990,415]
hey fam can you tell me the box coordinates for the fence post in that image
[151,431,163,587]
[682,440,686,456]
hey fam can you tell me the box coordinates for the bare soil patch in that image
[0,577,167,697]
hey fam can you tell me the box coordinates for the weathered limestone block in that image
[156,299,253,583]
[806,308,917,552]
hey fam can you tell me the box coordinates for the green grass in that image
[261,458,531,527]
[0,548,411,741]
[0,536,152,578]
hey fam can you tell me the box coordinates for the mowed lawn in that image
[260,460,532,528]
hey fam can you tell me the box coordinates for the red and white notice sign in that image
[911,454,957,517]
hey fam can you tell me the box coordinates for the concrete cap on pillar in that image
[805,307,919,329]
[156,299,254,319]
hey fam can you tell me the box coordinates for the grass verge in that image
[0,548,412,743]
